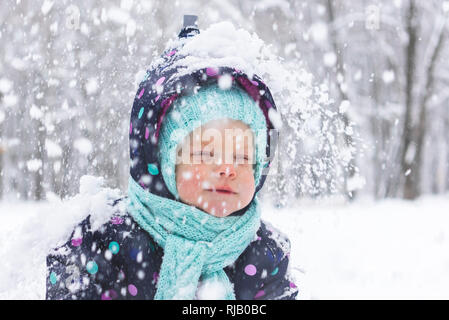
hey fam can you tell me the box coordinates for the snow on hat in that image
[158,82,267,199]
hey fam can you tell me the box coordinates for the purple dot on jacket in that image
[101,292,112,300]
[153,272,159,283]
[155,77,165,86]
[138,88,145,99]
[244,264,257,276]
[167,49,176,56]
[254,290,265,298]
[129,122,132,134]
[71,238,82,247]
[251,80,258,86]
[145,127,150,140]
[289,282,297,288]
[111,216,123,225]
[206,67,218,77]
[128,284,138,296]
[257,236,262,241]
[101,289,117,300]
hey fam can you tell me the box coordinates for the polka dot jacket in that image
[46,197,299,300]
[46,19,298,300]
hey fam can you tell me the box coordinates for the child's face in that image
[175,119,256,217]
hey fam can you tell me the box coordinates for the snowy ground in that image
[1,182,449,299]
[261,194,449,299]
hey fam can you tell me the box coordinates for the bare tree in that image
[398,0,418,199]
[325,0,358,200]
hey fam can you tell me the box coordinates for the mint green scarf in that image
[126,176,261,300]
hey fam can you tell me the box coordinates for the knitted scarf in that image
[127,176,261,300]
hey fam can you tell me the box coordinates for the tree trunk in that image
[412,15,446,198]
[400,0,417,199]
[326,0,357,200]
[446,118,449,192]
[33,118,46,201]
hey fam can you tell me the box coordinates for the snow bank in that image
[0,175,126,299]
[261,193,449,299]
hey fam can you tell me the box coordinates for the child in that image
[46,18,298,300]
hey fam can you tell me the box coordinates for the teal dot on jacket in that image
[158,83,268,199]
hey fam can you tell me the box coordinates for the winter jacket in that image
[46,197,298,300]
[46,16,298,300]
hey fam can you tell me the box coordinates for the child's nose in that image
[216,163,237,179]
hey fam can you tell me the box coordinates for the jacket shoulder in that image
[45,197,141,299]
[257,220,291,264]
[48,197,129,255]
[255,220,298,300]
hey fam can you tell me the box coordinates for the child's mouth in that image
[215,190,234,194]
[206,188,237,195]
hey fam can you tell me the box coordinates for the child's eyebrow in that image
[197,138,216,148]
[191,136,253,152]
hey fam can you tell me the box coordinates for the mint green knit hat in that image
[158,83,268,199]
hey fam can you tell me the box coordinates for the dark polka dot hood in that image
[46,17,299,300]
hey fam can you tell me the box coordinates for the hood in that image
[129,16,279,215]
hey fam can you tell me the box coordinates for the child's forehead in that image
[181,119,255,148]
[192,119,253,139]
[201,118,250,131]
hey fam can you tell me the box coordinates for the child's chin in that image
[204,208,235,218]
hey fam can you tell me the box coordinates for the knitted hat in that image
[158,83,268,199]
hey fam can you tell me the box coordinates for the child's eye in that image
[235,155,249,163]
[191,151,213,161]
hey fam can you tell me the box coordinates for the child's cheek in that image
[239,168,256,203]
[176,164,208,201]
